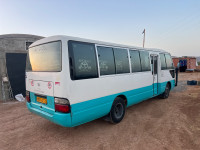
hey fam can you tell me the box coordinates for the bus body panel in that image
[159,69,175,93]
[69,80,175,127]
[26,35,175,127]
[27,102,72,127]
[26,72,69,98]
[67,72,153,105]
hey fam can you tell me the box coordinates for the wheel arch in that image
[115,94,127,106]
[167,81,171,90]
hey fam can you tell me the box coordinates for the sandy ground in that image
[0,73,200,150]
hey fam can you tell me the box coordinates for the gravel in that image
[0,72,200,150]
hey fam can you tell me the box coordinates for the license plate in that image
[37,97,47,104]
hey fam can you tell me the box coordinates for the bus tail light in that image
[54,98,70,113]
[26,91,30,102]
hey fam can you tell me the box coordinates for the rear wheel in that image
[109,97,126,124]
[160,83,170,99]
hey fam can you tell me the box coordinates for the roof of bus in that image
[30,35,168,53]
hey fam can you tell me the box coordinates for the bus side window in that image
[140,51,151,72]
[113,48,130,74]
[97,46,115,76]
[160,53,167,70]
[68,41,98,80]
[129,50,142,72]
[165,54,174,69]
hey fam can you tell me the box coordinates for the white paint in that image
[26,35,174,105]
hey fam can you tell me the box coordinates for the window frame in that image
[165,53,174,70]
[68,40,169,80]
[160,53,174,70]
[96,45,116,76]
[113,47,130,74]
[160,53,167,70]
[139,50,151,72]
[27,40,62,72]
[129,49,142,73]
[95,44,131,77]
[68,40,99,80]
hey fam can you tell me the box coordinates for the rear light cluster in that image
[54,98,70,113]
[26,91,30,103]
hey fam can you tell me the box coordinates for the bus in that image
[26,35,176,127]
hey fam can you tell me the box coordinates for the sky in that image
[0,0,200,56]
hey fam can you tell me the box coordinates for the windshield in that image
[26,41,62,72]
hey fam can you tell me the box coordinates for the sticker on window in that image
[78,59,92,72]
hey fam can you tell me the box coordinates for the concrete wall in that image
[0,34,43,101]
[0,34,43,53]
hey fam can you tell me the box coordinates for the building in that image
[0,34,43,101]
[172,56,197,72]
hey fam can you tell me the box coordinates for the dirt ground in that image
[0,73,200,150]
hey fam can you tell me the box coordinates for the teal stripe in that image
[27,79,175,127]
[71,80,175,126]
[158,80,175,94]
[71,84,153,126]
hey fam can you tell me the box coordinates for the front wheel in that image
[160,83,170,99]
[109,97,126,124]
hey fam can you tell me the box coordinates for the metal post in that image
[142,29,145,48]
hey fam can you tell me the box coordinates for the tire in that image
[187,80,197,85]
[160,83,170,99]
[109,97,126,124]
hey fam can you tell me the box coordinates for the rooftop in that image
[0,34,44,39]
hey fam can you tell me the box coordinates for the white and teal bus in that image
[26,35,176,127]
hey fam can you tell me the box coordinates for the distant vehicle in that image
[26,35,176,127]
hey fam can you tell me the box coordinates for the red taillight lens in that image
[26,91,30,102]
[54,98,70,113]
[55,104,70,113]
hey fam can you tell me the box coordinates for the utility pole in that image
[142,29,145,48]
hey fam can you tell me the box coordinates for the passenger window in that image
[97,46,115,75]
[113,48,130,74]
[160,53,167,70]
[165,54,174,69]
[68,41,98,80]
[140,51,150,71]
[129,50,142,72]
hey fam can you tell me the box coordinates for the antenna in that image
[142,29,145,48]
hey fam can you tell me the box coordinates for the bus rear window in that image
[27,41,61,72]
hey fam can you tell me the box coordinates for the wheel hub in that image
[114,103,123,119]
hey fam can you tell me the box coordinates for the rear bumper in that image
[26,102,72,127]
